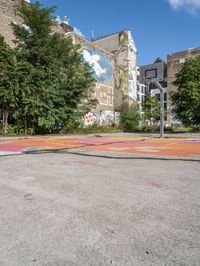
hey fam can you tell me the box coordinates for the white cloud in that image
[167,0,200,13]
[82,50,107,77]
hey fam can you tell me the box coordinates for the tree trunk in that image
[2,108,9,134]
[24,115,27,135]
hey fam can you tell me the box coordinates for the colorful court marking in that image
[0,136,200,159]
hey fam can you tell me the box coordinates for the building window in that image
[164,93,167,101]
[137,94,140,101]
[142,95,144,105]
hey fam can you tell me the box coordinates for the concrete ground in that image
[0,135,200,265]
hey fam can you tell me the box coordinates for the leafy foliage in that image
[0,1,96,134]
[144,96,160,122]
[120,105,140,132]
[171,56,200,128]
[0,36,31,133]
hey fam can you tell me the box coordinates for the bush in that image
[120,105,140,132]
[61,124,122,134]
[171,126,191,133]
[6,125,35,135]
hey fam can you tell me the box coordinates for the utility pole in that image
[147,79,165,139]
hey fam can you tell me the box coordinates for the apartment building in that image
[139,58,168,120]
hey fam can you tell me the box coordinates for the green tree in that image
[120,105,140,132]
[171,56,200,128]
[0,35,31,134]
[10,1,96,134]
[144,96,160,122]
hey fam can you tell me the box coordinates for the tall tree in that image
[10,1,96,133]
[171,56,200,128]
[0,35,30,134]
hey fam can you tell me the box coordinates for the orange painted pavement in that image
[0,137,200,158]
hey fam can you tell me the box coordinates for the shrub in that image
[120,105,140,132]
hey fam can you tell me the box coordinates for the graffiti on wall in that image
[84,112,97,127]
[100,110,114,126]
[82,42,113,84]
[83,110,115,127]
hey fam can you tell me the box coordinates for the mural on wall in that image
[73,37,115,125]
[117,31,137,100]
[118,31,129,96]
[117,31,128,96]
[94,83,114,107]
[127,31,137,100]
[82,42,113,84]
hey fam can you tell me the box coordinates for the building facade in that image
[93,30,138,110]
[139,58,168,122]
[57,22,117,125]
[72,34,116,125]
[0,0,24,47]
[0,0,63,47]
[136,82,146,116]
[167,47,200,124]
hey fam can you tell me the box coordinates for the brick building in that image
[0,0,23,47]
[0,0,63,46]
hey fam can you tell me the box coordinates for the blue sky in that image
[32,0,200,66]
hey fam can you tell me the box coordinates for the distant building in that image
[140,58,167,87]
[167,47,200,124]
[136,66,146,116]
[136,82,146,116]
[139,58,168,122]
